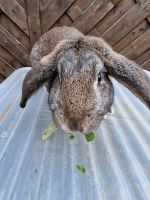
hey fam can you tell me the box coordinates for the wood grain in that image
[75,0,94,12]
[0,57,14,77]
[0,46,22,68]
[0,73,5,83]
[142,58,150,70]
[67,0,94,21]
[0,0,29,35]
[0,13,30,50]
[122,29,150,60]
[113,19,150,52]
[73,0,114,34]
[0,25,29,65]
[67,4,82,21]
[0,0,150,81]
[40,0,75,33]
[135,48,150,64]
[92,0,135,35]
[147,15,150,23]
[53,14,72,28]
[102,0,150,45]
[17,0,25,9]
[26,0,41,46]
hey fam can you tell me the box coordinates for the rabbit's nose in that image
[67,118,82,132]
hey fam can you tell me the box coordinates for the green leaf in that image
[42,121,58,140]
[68,133,75,140]
[76,165,86,174]
[85,132,96,142]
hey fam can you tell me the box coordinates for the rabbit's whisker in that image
[105,115,138,122]
[42,109,51,112]
[101,123,114,128]
[38,119,50,121]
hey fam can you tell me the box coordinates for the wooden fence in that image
[0,0,150,83]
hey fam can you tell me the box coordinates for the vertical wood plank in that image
[25,0,41,46]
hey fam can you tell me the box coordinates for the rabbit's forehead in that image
[57,47,104,74]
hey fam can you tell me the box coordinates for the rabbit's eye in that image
[98,73,102,83]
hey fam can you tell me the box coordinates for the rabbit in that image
[20,26,150,133]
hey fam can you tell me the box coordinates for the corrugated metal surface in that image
[0,68,150,200]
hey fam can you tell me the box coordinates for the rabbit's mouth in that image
[53,109,103,134]
[60,123,95,134]
[61,120,101,134]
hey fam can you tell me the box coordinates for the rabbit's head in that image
[20,37,150,133]
[48,47,114,133]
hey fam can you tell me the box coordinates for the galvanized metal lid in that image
[0,68,150,200]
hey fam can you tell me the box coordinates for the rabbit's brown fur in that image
[30,27,83,67]
[20,26,150,133]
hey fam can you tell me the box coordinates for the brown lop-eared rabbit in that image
[20,26,150,133]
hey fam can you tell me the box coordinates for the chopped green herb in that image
[85,132,96,142]
[76,165,86,174]
[68,133,75,140]
[42,121,58,140]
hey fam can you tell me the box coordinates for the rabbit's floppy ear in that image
[20,40,74,108]
[83,36,150,109]
[20,54,57,108]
